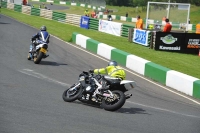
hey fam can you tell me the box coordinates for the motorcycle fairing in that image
[120,80,136,91]
[35,43,47,50]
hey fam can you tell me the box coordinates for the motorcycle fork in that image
[69,83,80,91]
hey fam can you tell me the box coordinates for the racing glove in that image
[89,69,94,73]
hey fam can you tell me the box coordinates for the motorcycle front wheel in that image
[102,90,126,111]
[62,84,83,102]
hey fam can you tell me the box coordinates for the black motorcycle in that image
[62,71,136,111]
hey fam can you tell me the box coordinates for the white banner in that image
[132,29,150,46]
[98,20,122,36]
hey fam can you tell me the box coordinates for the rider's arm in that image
[94,68,107,75]
[31,32,40,40]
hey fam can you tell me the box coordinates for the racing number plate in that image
[40,48,47,54]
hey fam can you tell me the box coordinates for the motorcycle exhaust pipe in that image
[125,94,132,99]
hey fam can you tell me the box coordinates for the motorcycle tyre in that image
[34,52,43,64]
[27,53,31,60]
[62,85,83,102]
[102,90,126,111]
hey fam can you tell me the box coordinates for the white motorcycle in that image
[62,71,136,111]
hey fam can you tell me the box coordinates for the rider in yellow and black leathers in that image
[93,62,126,80]
[89,61,126,96]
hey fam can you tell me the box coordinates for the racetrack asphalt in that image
[0,15,200,133]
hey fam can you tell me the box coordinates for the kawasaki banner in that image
[98,19,122,36]
[155,32,184,51]
[132,29,150,46]
[155,32,199,54]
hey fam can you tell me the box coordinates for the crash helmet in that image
[40,25,47,31]
[108,60,118,66]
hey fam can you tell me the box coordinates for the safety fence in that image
[4,1,198,49]
[5,0,197,32]
[22,5,31,14]
[52,11,66,22]
[2,2,81,27]
[98,14,196,32]
[31,7,40,16]
[40,8,52,19]
[66,13,80,26]
[32,0,104,11]
[121,24,134,37]
[89,18,98,30]
[2,1,133,38]
[14,4,22,12]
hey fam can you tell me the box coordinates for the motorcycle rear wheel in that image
[34,52,43,64]
[102,90,126,111]
[62,85,83,102]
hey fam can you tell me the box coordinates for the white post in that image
[167,0,170,18]
[186,4,190,31]
[146,2,150,29]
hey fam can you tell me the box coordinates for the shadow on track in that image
[72,101,102,109]
[39,61,68,66]
[117,107,150,115]
[0,22,10,24]
[66,101,150,114]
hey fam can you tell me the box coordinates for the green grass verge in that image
[1,8,200,79]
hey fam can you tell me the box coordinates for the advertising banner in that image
[80,16,90,29]
[98,19,122,36]
[155,32,199,54]
[155,32,185,51]
[184,33,200,54]
[132,29,150,46]
[185,33,200,49]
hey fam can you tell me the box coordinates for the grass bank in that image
[1,8,200,79]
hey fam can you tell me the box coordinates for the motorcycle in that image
[62,71,136,111]
[27,40,49,64]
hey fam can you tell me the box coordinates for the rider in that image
[89,60,126,97]
[29,25,50,53]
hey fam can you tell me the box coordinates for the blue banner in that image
[80,16,90,29]
[132,29,150,46]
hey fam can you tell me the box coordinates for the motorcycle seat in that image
[104,76,121,84]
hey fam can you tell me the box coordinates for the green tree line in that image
[105,0,200,6]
